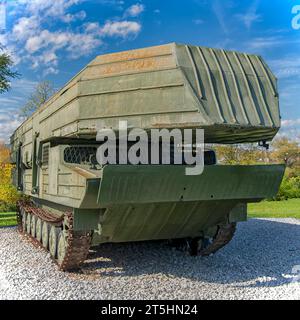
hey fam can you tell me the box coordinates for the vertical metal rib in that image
[244,54,273,125]
[255,55,277,97]
[154,203,177,237]
[185,45,204,99]
[221,50,249,124]
[110,205,133,239]
[196,47,225,123]
[134,204,156,239]
[210,49,237,123]
[174,202,199,237]
[233,52,261,124]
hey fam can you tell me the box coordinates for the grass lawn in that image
[248,198,300,219]
[0,212,17,227]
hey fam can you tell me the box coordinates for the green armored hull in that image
[11,43,284,271]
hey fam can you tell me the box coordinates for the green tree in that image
[0,143,19,211]
[20,80,55,117]
[0,142,10,163]
[270,137,300,168]
[214,144,265,165]
[0,46,19,93]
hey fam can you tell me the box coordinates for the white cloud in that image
[235,0,262,29]
[193,19,204,25]
[5,0,144,76]
[0,97,23,106]
[0,108,24,142]
[0,117,23,142]
[91,0,124,9]
[61,10,86,23]
[0,34,7,46]
[281,119,300,127]
[269,55,300,79]
[0,38,21,65]
[66,32,102,58]
[84,22,100,33]
[12,16,40,41]
[0,78,37,142]
[25,31,50,53]
[43,67,59,76]
[246,36,289,50]
[9,79,38,95]
[41,51,58,65]
[124,4,145,17]
[25,0,83,19]
[9,1,91,64]
[24,29,103,63]
[212,0,228,34]
[278,127,300,144]
[243,34,300,53]
[236,12,262,29]
[100,20,141,38]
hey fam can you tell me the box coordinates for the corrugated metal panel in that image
[11,43,281,147]
[93,164,284,243]
[98,164,285,206]
[175,43,280,129]
[97,200,236,242]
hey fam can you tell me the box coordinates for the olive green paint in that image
[9,43,284,244]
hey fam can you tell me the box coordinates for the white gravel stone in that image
[0,218,299,300]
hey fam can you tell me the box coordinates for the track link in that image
[198,222,237,256]
[59,212,91,271]
[16,201,91,271]
[171,222,237,256]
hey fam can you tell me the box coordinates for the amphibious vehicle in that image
[11,43,285,270]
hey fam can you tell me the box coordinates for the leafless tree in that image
[20,80,55,117]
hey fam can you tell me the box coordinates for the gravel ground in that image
[0,218,300,300]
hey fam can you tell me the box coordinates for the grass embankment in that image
[248,198,300,219]
[0,212,17,227]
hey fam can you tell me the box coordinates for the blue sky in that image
[0,0,300,142]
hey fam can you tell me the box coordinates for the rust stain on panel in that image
[92,44,174,65]
[83,55,176,80]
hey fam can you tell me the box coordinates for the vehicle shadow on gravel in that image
[81,219,300,288]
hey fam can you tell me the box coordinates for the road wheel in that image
[26,214,31,234]
[30,215,37,237]
[42,222,50,249]
[21,209,27,232]
[49,226,60,258]
[57,231,67,267]
[36,218,42,242]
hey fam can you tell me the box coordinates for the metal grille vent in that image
[64,146,97,165]
[42,144,50,166]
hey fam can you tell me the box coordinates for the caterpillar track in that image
[16,201,91,271]
[16,201,236,271]
[194,222,236,256]
[170,222,237,256]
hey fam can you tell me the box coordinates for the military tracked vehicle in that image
[11,43,285,271]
